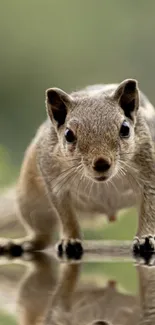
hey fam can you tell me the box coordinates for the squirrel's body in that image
[12,79,155,255]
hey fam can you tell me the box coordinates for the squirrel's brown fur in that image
[3,78,155,255]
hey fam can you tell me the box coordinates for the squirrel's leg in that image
[0,140,60,256]
[54,191,83,259]
[16,191,58,251]
[133,178,155,261]
[0,187,59,257]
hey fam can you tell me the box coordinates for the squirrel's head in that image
[46,79,139,183]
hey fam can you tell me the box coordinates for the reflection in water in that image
[17,253,58,325]
[137,265,155,324]
[0,250,155,324]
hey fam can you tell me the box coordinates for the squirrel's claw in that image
[132,235,155,265]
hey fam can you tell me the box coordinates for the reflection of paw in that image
[57,239,83,259]
[0,240,35,258]
[132,236,155,265]
[0,242,23,257]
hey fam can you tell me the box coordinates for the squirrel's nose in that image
[93,157,111,173]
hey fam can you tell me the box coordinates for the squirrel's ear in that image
[113,79,139,121]
[46,88,72,127]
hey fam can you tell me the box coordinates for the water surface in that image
[0,240,154,325]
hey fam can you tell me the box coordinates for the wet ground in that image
[0,240,154,325]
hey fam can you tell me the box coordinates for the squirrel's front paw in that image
[57,238,83,260]
[132,235,155,263]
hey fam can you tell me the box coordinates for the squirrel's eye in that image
[120,120,130,138]
[65,128,76,143]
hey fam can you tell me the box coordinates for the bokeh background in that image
[1,1,155,178]
[0,1,154,323]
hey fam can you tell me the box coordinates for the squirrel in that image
[2,78,155,258]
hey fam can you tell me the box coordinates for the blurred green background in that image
[0,1,153,322]
[1,0,155,171]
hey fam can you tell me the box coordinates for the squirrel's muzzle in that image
[93,157,111,173]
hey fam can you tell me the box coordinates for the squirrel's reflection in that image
[13,253,141,325]
[0,252,153,324]
[137,264,155,324]
[17,253,58,325]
